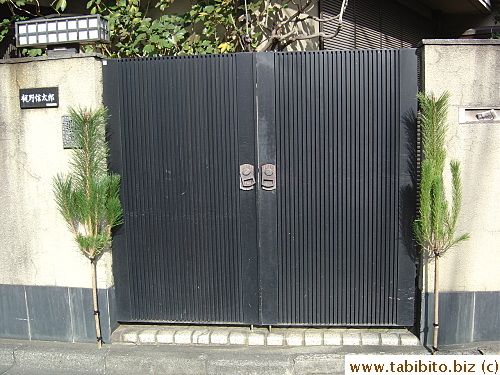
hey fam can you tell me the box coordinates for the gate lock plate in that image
[240,164,256,190]
[261,164,276,191]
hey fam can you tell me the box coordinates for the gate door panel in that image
[104,50,417,326]
[105,54,260,323]
[256,50,417,326]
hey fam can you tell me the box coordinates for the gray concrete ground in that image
[0,336,498,375]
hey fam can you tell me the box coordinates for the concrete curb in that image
[0,338,430,375]
[1,338,498,375]
[0,343,15,368]
[0,341,108,374]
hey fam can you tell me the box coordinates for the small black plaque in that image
[20,87,59,109]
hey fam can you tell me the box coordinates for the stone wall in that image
[0,54,115,342]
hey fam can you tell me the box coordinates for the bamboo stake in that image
[91,258,103,349]
[432,255,439,354]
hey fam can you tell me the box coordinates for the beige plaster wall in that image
[420,40,500,292]
[0,54,113,289]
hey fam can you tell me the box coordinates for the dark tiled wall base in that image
[421,291,500,346]
[0,284,116,343]
[0,285,29,339]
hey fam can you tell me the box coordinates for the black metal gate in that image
[104,49,417,326]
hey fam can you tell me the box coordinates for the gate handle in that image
[261,164,276,191]
[240,164,256,190]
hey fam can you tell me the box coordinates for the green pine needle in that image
[414,92,469,257]
[53,107,123,260]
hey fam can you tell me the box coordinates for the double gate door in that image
[104,50,417,326]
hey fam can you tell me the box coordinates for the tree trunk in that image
[91,258,103,348]
[432,255,439,354]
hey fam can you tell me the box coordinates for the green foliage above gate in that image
[1,0,348,57]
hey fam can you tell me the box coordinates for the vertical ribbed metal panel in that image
[104,50,417,326]
[107,55,248,323]
[272,50,414,325]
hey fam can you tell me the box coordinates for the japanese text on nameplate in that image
[19,87,59,109]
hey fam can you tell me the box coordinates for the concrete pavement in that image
[0,333,498,375]
[0,339,427,375]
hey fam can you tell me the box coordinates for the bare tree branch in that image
[303,13,341,23]
[253,0,346,51]
[288,30,343,41]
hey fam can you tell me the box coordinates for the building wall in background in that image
[321,0,435,50]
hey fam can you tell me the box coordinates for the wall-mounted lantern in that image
[15,15,109,53]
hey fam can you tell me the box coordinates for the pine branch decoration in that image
[53,107,123,348]
[54,107,123,260]
[414,92,469,257]
[413,92,469,354]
